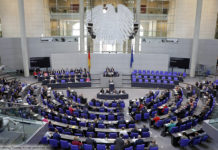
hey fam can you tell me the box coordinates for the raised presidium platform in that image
[97,82,129,100]
[131,69,186,89]
[202,119,218,142]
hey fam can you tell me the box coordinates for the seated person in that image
[72,136,83,148]
[98,118,104,124]
[74,126,84,136]
[52,128,61,141]
[64,125,71,133]
[118,117,126,124]
[124,140,132,149]
[85,135,96,147]
[148,140,158,149]
[151,114,160,127]
[166,120,176,133]
[131,127,139,134]
[190,132,202,144]
[114,134,124,150]
[87,124,95,132]
[176,118,183,127]
[134,135,144,147]
[119,127,128,136]
[141,125,149,132]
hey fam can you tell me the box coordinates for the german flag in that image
[88,48,91,72]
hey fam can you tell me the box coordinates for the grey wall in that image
[141,39,218,73]
[0,38,217,74]
[0,37,78,70]
[0,38,23,70]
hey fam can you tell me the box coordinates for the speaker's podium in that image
[109,82,115,92]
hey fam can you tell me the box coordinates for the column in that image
[80,0,85,53]
[135,0,141,53]
[190,0,203,77]
[18,0,29,77]
[127,39,132,53]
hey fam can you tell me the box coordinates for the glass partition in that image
[0,102,44,145]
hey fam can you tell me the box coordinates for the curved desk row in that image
[46,82,91,89]
[97,93,129,100]
[47,131,153,145]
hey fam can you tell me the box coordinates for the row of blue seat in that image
[179,135,209,147]
[132,70,186,77]
[132,75,179,81]
[41,138,158,150]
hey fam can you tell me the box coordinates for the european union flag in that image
[130,47,134,68]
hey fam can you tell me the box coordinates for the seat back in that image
[71,144,79,150]
[128,124,135,128]
[179,139,190,147]
[130,132,139,138]
[84,144,93,150]
[97,144,106,150]
[109,133,117,139]
[49,139,59,148]
[142,132,150,138]
[192,137,201,145]
[155,120,164,128]
[136,144,144,150]
[40,136,48,144]
[149,147,158,150]
[98,124,105,128]
[108,115,115,121]
[60,140,70,149]
[118,124,126,128]
[98,132,106,138]
[125,146,133,150]
[170,126,179,134]
[135,114,141,121]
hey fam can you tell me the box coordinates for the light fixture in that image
[86,4,134,43]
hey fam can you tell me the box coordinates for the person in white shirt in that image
[119,127,128,136]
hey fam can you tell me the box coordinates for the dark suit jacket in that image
[114,138,124,150]
[135,139,144,146]
[85,137,96,146]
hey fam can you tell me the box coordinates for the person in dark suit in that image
[64,125,71,133]
[131,127,139,134]
[52,128,61,141]
[85,135,96,147]
[74,126,83,136]
[141,125,149,132]
[134,135,144,147]
[114,134,124,150]
[148,140,158,149]
[176,118,183,127]
[87,124,95,132]
[124,140,132,149]
[118,117,126,124]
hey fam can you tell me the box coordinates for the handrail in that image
[0,101,39,109]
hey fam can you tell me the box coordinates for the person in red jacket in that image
[161,105,168,114]
[151,114,160,127]
[69,105,74,114]
[139,103,144,110]
[72,136,83,148]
